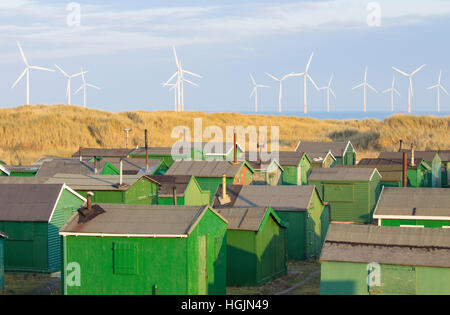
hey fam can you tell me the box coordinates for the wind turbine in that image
[249,73,270,113]
[54,64,86,105]
[392,64,425,113]
[265,72,296,113]
[162,81,179,112]
[319,75,336,112]
[163,46,202,112]
[74,69,100,108]
[382,76,400,112]
[352,67,378,112]
[292,53,319,114]
[11,41,55,105]
[427,70,448,113]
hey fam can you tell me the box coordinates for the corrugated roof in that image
[165,160,246,177]
[321,224,450,268]
[309,167,378,181]
[335,165,402,182]
[0,177,49,184]
[0,184,64,222]
[358,157,429,170]
[381,151,439,162]
[131,147,175,156]
[60,204,217,236]
[296,141,349,157]
[244,152,281,171]
[213,185,316,211]
[36,159,95,177]
[147,175,192,197]
[4,165,39,172]
[216,207,270,231]
[101,158,161,175]
[72,148,134,158]
[45,174,157,191]
[373,187,450,218]
[275,151,304,166]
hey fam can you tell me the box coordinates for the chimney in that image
[94,156,98,174]
[219,173,231,204]
[402,151,407,187]
[79,146,82,162]
[119,158,123,186]
[87,191,94,210]
[233,131,237,164]
[410,143,415,166]
[398,140,403,152]
[145,129,149,172]
[173,186,178,205]
[341,148,345,166]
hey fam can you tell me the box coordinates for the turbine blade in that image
[308,74,319,90]
[54,64,69,77]
[183,69,202,78]
[367,83,378,93]
[266,72,279,81]
[439,70,443,83]
[328,75,334,87]
[249,73,256,85]
[330,89,336,98]
[305,52,314,72]
[30,66,54,72]
[250,87,256,98]
[172,46,180,69]
[392,67,409,77]
[11,69,27,88]
[183,78,199,88]
[382,88,391,94]
[410,77,414,96]
[364,67,368,82]
[74,85,84,95]
[440,85,449,96]
[427,84,439,90]
[257,85,270,88]
[164,71,178,86]
[289,72,304,77]
[87,83,100,90]
[17,41,29,66]
[352,83,364,90]
[411,64,425,76]
[394,89,401,96]
[71,71,88,78]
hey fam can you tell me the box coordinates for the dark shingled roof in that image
[0,177,49,184]
[131,147,175,156]
[335,165,402,183]
[36,159,95,177]
[244,152,281,171]
[131,142,244,157]
[321,223,450,268]
[165,160,249,177]
[0,184,66,222]
[275,151,306,166]
[147,175,193,197]
[72,148,134,158]
[60,204,225,236]
[101,158,162,175]
[309,167,379,181]
[358,157,430,170]
[296,141,350,157]
[216,207,283,231]
[373,187,450,218]
[381,151,440,162]
[213,185,317,211]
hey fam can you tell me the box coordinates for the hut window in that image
[113,242,139,275]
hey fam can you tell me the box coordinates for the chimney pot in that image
[233,131,237,164]
[219,173,231,204]
[402,152,408,187]
[94,156,98,174]
[119,158,123,186]
[173,185,177,205]
[145,129,149,172]
[87,191,94,210]
[399,140,403,152]
[411,143,415,166]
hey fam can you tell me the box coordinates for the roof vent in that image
[412,207,417,216]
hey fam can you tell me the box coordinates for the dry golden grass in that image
[0,105,448,165]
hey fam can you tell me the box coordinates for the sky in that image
[0,0,450,115]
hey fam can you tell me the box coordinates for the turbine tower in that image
[11,41,55,105]
[249,73,270,113]
[352,67,378,112]
[265,72,296,113]
[292,53,319,114]
[382,76,400,112]
[392,64,425,113]
[427,70,448,113]
[54,64,86,105]
[163,46,202,112]
[319,75,336,112]
[74,68,100,108]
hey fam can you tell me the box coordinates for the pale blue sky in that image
[0,0,449,114]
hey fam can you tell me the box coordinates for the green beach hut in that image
[320,223,450,295]
[296,141,356,166]
[276,151,312,185]
[308,168,382,224]
[244,152,284,186]
[0,183,86,273]
[213,185,329,261]
[335,164,403,187]
[216,207,287,286]
[373,187,450,228]
[99,157,169,175]
[59,204,228,295]
[0,232,7,290]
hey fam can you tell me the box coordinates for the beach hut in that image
[0,183,86,273]
[129,147,178,167]
[213,185,328,260]
[373,187,450,228]
[165,160,254,203]
[320,224,450,295]
[308,151,336,170]
[433,150,450,187]
[72,148,134,160]
[99,158,169,175]
[147,175,210,206]
[216,207,287,286]
[59,204,228,295]
[276,151,312,185]
[0,232,7,290]
[296,141,356,166]
[0,165,38,177]
[381,151,442,187]
[244,152,284,186]
[45,174,160,205]
[308,168,381,224]
[358,157,431,187]
[35,158,95,177]
[335,164,403,187]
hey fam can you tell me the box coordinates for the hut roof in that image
[101,158,161,175]
[321,223,450,268]
[165,160,252,177]
[309,167,379,181]
[358,157,430,170]
[381,151,440,162]
[72,148,134,158]
[36,159,95,177]
[147,175,193,197]
[216,207,285,231]
[335,165,402,182]
[295,141,351,157]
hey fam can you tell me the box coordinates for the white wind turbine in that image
[427,70,448,113]
[163,46,202,112]
[352,67,378,112]
[382,76,400,112]
[54,64,86,105]
[11,41,55,105]
[392,64,425,113]
[249,73,270,113]
[319,75,336,112]
[74,68,100,108]
[265,72,296,113]
[292,52,319,114]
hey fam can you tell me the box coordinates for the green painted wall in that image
[62,208,227,295]
[157,178,210,206]
[321,261,450,295]
[281,155,311,186]
[9,170,37,177]
[381,219,450,228]
[0,238,4,290]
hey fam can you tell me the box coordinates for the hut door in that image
[198,235,208,295]
[297,166,302,185]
